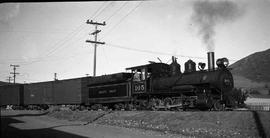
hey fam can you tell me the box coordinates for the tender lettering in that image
[98,90,107,94]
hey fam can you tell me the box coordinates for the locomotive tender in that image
[0,52,234,111]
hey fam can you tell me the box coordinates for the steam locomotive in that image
[0,52,234,111]
[87,52,234,110]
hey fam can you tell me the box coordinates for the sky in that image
[0,0,269,83]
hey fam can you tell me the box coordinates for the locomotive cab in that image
[126,63,170,94]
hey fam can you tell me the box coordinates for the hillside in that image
[230,48,270,93]
[230,48,270,82]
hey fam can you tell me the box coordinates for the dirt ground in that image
[2,109,269,138]
[48,110,270,138]
[1,110,186,138]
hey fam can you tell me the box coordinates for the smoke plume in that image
[191,0,244,52]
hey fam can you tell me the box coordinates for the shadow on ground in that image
[1,111,50,118]
[1,117,89,138]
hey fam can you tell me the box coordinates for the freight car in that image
[0,84,24,108]
[23,78,84,109]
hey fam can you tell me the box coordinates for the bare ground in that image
[47,110,270,138]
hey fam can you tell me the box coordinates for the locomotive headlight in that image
[216,58,229,68]
[222,58,229,67]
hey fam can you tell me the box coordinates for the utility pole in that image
[6,76,12,83]
[54,73,58,81]
[10,64,19,84]
[86,20,106,77]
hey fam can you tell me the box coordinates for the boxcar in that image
[0,84,24,106]
[24,78,84,105]
[24,81,54,105]
[53,78,82,104]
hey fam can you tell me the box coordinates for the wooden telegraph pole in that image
[10,64,19,84]
[6,76,12,83]
[86,20,106,77]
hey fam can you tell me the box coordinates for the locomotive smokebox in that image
[207,52,215,71]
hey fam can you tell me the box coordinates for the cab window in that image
[133,69,146,81]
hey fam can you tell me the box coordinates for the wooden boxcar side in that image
[53,78,82,104]
[24,78,84,105]
[0,84,24,106]
[24,82,54,105]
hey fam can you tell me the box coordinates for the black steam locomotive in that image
[87,52,234,111]
[0,52,234,111]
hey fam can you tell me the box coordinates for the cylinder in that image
[207,52,215,71]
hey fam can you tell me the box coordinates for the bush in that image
[249,89,260,95]
[227,88,248,107]
[49,106,61,112]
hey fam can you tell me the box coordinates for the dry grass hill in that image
[229,48,270,95]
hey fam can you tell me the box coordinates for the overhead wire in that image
[95,2,128,74]
[0,30,70,34]
[41,2,115,76]
[0,2,107,65]
[0,2,112,81]
[30,2,111,62]
[106,43,206,59]
[93,2,114,20]
[101,1,143,39]
[106,43,238,62]
[103,2,128,21]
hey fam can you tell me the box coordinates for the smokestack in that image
[207,52,215,71]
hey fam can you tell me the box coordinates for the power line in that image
[105,43,205,59]
[0,2,128,66]
[106,43,204,59]
[93,2,114,20]
[0,30,70,34]
[37,2,109,59]
[106,43,238,62]
[104,2,128,21]
[102,1,143,39]
[89,2,107,19]
[0,3,107,66]
[43,2,110,59]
